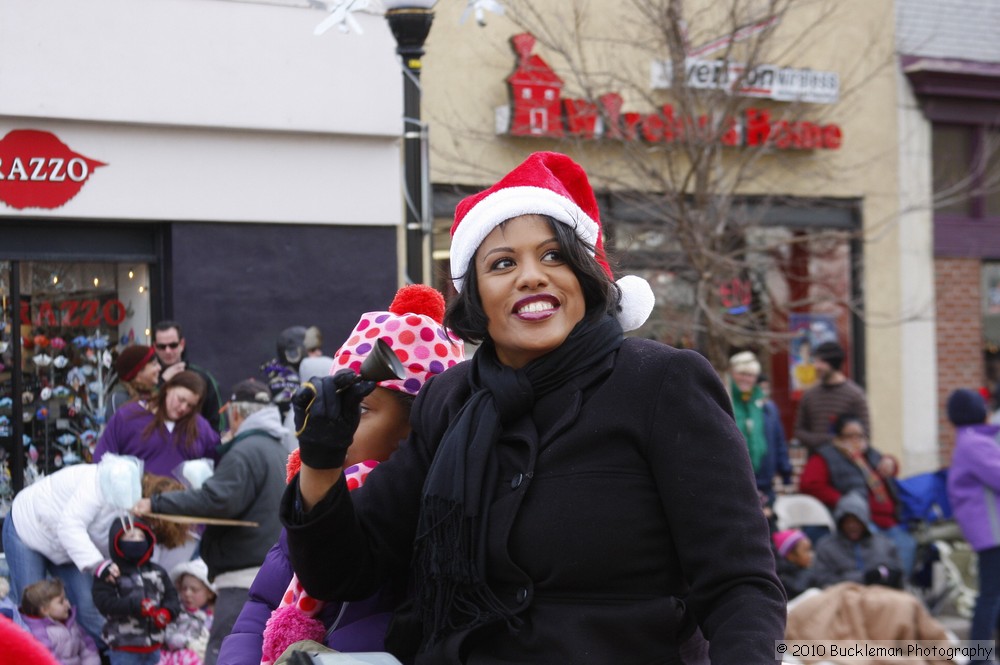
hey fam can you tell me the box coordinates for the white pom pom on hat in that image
[450,151,654,332]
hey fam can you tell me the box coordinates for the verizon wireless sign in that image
[651,58,840,105]
[500,33,842,150]
[0,129,107,210]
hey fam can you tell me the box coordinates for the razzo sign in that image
[0,129,107,210]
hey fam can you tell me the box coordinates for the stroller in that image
[896,468,977,618]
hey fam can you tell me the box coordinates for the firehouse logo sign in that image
[497,33,842,150]
[0,129,107,210]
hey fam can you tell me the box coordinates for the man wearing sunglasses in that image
[153,320,224,432]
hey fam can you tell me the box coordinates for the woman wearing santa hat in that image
[281,151,785,664]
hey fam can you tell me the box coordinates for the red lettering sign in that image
[19,299,127,328]
[0,130,107,210]
[500,33,842,151]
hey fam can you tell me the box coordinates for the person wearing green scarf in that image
[729,351,793,504]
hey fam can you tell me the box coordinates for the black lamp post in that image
[384,0,436,285]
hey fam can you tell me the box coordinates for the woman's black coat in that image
[282,338,786,664]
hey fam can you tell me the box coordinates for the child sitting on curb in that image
[772,529,817,601]
[811,492,904,590]
[21,578,101,665]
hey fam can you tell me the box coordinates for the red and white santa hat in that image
[331,284,465,395]
[449,151,654,332]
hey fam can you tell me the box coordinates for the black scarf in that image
[412,314,624,646]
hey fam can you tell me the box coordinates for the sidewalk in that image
[937,611,971,640]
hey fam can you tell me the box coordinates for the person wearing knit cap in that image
[794,340,871,453]
[283,152,785,665]
[946,387,1000,651]
[727,350,792,505]
[774,529,811,564]
[161,559,217,665]
[218,284,464,665]
[104,344,160,424]
[772,529,817,600]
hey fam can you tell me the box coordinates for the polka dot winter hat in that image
[331,284,465,395]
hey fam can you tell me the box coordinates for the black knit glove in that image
[293,370,376,469]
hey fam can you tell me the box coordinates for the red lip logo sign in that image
[0,129,107,210]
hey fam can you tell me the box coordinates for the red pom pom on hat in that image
[0,614,60,665]
[332,285,465,396]
[389,284,446,324]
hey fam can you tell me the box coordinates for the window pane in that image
[932,124,973,216]
[0,260,152,501]
[984,128,1000,217]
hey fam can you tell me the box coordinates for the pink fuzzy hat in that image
[0,614,59,665]
[331,284,465,395]
[772,529,808,559]
[450,151,654,332]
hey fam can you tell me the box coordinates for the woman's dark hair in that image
[391,390,416,414]
[831,412,865,437]
[142,370,207,451]
[444,216,621,344]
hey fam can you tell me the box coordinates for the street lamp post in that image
[384,0,436,285]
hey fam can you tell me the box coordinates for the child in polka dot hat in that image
[227,285,465,665]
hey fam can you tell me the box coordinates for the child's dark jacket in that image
[91,519,181,653]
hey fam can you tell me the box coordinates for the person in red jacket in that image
[798,412,916,576]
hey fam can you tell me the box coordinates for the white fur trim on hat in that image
[616,275,655,332]
[450,185,599,293]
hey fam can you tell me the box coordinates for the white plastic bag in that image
[97,454,143,511]
[174,458,215,490]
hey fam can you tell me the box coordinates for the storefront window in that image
[932,123,1000,220]
[932,125,974,217]
[0,261,151,512]
[982,262,1000,401]
[985,128,1000,218]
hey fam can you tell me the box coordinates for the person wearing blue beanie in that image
[946,387,1000,660]
[947,388,988,427]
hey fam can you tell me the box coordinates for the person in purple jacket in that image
[946,388,1000,661]
[20,578,101,665]
[93,370,220,478]
[217,285,464,665]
